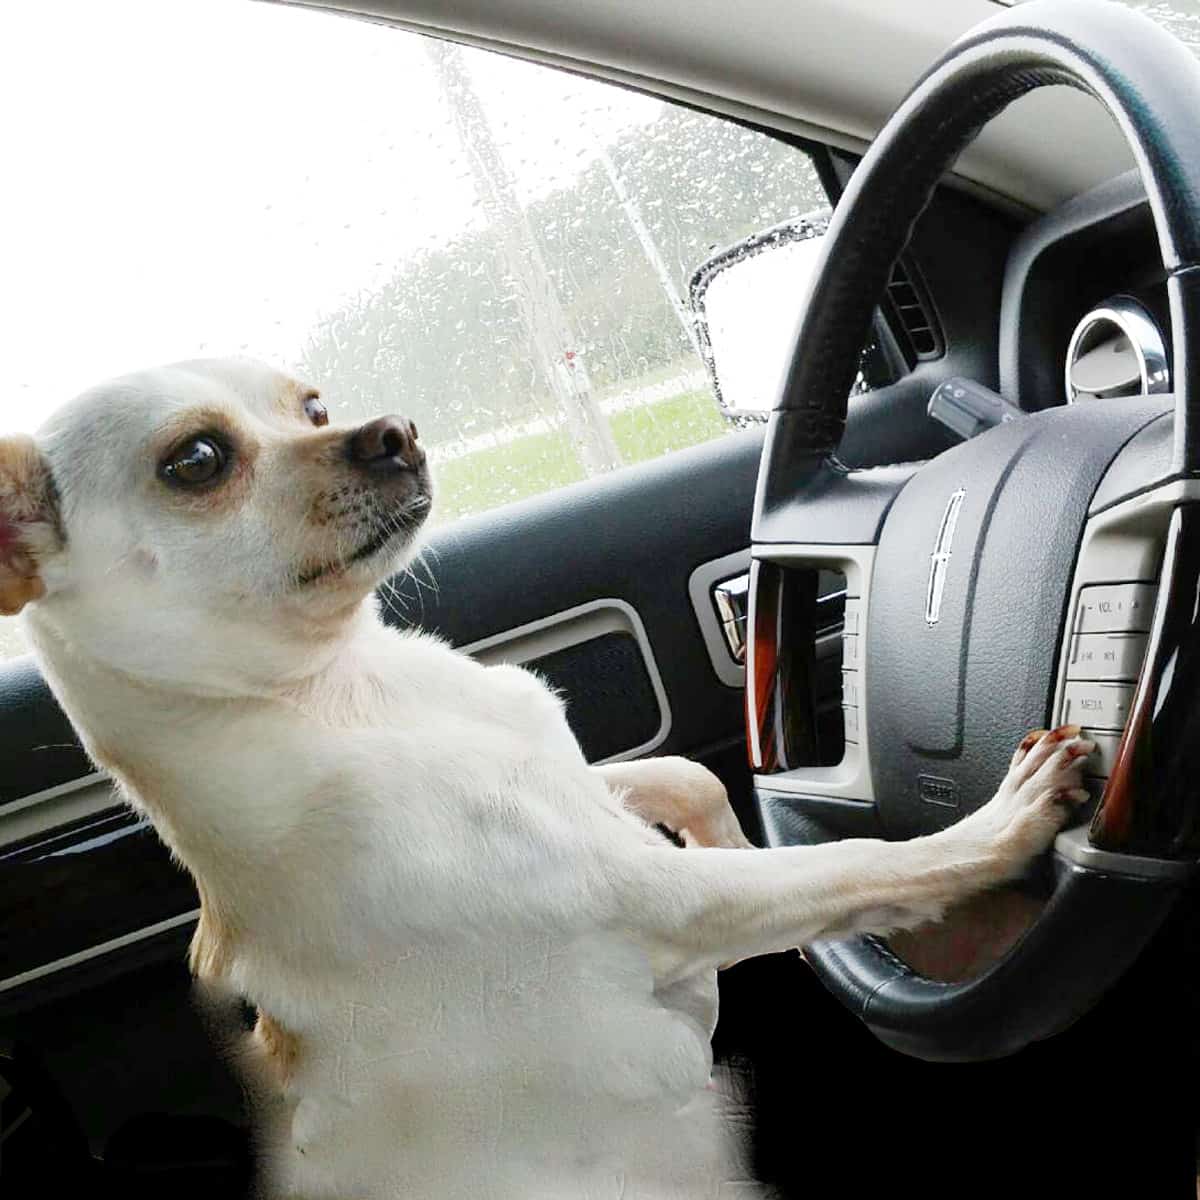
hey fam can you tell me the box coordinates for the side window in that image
[0,2,829,660]
[296,44,830,520]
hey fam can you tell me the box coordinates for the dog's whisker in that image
[413,544,441,598]
[377,573,410,625]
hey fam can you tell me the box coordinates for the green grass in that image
[430,389,728,523]
[611,389,726,464]
[432,427,586,522]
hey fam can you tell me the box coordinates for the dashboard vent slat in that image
[885,259,943,365]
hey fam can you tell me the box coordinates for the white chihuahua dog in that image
[0,359,1092,1198]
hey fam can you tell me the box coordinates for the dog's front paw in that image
[661,757,754,849]
[952,725,1094,878]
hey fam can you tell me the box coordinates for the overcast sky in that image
[1,0,661,432]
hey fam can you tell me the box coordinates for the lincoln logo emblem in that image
[926,489,965,626]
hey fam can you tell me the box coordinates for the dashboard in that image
[1000,168,1171,413]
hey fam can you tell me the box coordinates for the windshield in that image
[1115,0,1200,48]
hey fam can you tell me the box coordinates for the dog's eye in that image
[161,437,226,487]
[304,396,328,427]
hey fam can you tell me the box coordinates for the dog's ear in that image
[0,436,62,616]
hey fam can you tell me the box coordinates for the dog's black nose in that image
[348,416,424,472]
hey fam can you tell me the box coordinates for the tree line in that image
[299,106,827,444]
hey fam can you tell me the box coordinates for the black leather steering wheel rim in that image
[756,0,1200,498]
[752,0,1200,1061]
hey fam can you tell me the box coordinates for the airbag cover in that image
[867,397,1169,839]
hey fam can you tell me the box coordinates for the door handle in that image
[712,573,750,663]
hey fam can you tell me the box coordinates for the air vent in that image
[884,259,943,365]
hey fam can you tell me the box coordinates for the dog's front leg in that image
[594,757,753,848]
[622,728,1092,984]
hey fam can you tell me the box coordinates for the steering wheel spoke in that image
[1080,495,1200,858]
[750,0,1200,1059]
[748,544,876,805]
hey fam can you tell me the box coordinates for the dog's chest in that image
[265,940,725,1199]
[346,646,586,767]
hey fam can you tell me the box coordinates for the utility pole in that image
[592,140,705,364]
[424,41,622,475]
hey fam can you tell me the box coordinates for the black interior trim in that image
[999,168,1154,408]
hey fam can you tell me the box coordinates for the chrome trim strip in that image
[0,776,120,854]
[459,596,672,763]
[925,488,964,625]
[0,909,199,995]
[687,548,752,688]
[1,770,107,818]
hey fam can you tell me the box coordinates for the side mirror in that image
[689,211,832,423]
[689,209,908,423]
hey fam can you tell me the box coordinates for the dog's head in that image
[0,358,432,691]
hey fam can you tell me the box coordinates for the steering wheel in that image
[750,0,1200,1060]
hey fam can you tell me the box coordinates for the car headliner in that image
[272,0,1139,214]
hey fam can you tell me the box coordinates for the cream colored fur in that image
[0,359,1092,1198]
